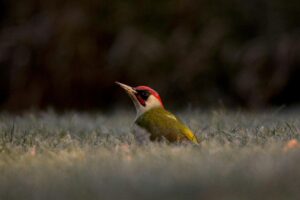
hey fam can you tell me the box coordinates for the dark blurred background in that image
[0,0,299,111]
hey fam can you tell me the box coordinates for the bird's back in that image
[135,107,198,144]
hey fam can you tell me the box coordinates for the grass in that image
[0,109,300,200]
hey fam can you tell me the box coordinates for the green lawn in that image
[0,109,300,200]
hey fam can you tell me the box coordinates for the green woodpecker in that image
[116,82,199,144]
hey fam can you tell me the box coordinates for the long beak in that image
[115,82,137,95]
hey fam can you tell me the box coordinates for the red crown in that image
[134,86,164,108]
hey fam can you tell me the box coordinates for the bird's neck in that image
[135,105,164,120]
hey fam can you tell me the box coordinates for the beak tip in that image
[115,81,136,94]
[115,81,125,88]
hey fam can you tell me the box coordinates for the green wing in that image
[136,107,199,144]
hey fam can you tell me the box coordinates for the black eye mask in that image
[138,90,150,100]
[135,90,150,106]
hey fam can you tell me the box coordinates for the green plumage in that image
[135,107,199,144]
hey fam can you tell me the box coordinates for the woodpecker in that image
[116,82,199,144]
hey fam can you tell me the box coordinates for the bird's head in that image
[116,82,164,116]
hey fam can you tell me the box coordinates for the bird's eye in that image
[138,90,150,100]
